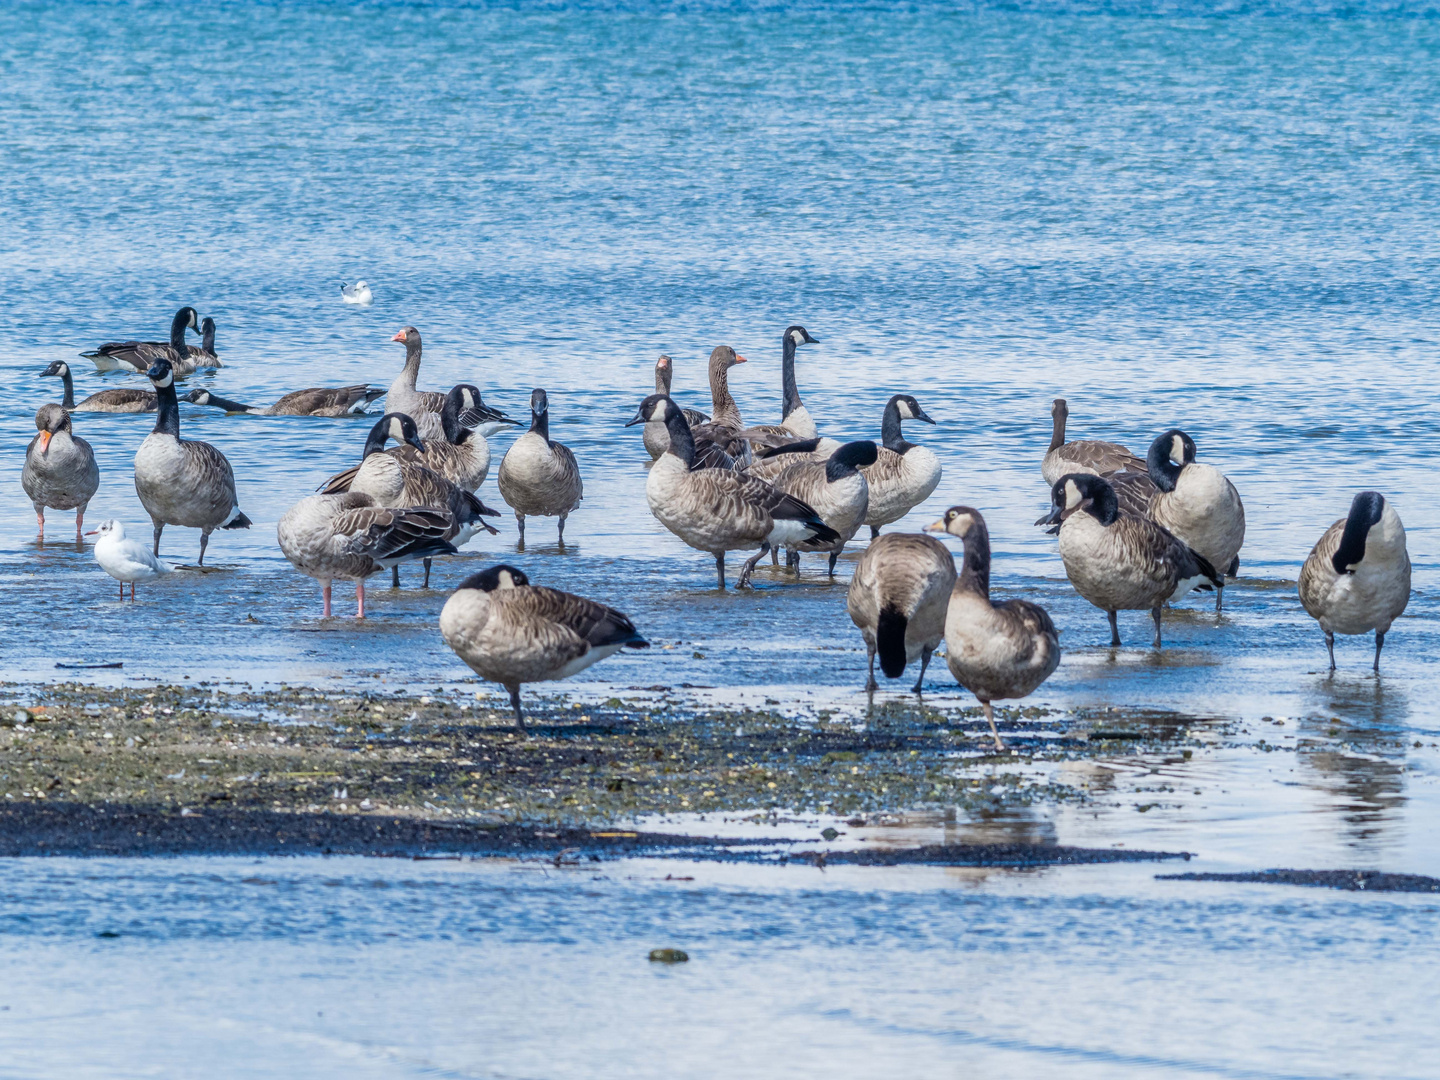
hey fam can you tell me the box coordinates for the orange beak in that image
[734,353,748,364]
[37,432,52,453]
[390,330,407,343]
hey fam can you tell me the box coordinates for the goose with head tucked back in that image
[846,532,956,694]
[42,360,157,413]
[627,394,840,589]
[82,307,219,377]
[926,507,1060,748]
[133,357,252,564]
[188,317,221,368]
[1041,399,1144,486]
[643,354,711,460]
[1040,473,1221,648]
[497,389,584,545]
[23,404,100,541]
[1299,491,1410,672]
[186,384,386,418]
[861,394,943,539]
[440,565,650,731]
[384,326,451,441]
[757,440,876,574]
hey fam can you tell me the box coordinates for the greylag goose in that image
[42,360,157,413]
[846,532,956,693]
[341,281,374,306]
[926,507,1061,748]
[1299,491,1410,671]
[384,326,449,441]
[497,389,583,545]
[758,440,876,574]
[186,385,385,417]
[87,520,173,599]
[1039,473,1221,648]
[861,394,943,539]
[278,494,457,618]
[83,307,219,377]
[643,354,710,460]
[626,394,839,589]
[23,404,99,540]
[334,413,501,588]
[1041,399,1143,485]
[134,358,251,564]
[440,565,649,730]
[687,346,754,466]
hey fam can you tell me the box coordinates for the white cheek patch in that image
[497,571,516,590]
[154,372,173,388]
[898,400,913,419]
[1171,435,1184,463]
[389,419,404,442]
[1064,480,1082,509]
[791,330,804,344]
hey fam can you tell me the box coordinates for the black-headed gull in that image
[341,281,374,306]
[87,520,173,599]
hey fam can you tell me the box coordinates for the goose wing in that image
[1298,518,1345,618]
[74,388,158,413]
[82,340,166,365]
[401,461,500,535]
[1105,468,1158,518]
[993,598,1059,656]
[1054,439,1144,476]
[734,472,839,542]
[271,386,378,416]
[319,464,360,494]
[339,505,456,561]
[681,407,710,427]
[508,586,648,652]
[1112,516,1222,593]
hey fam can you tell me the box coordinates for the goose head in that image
[185,389,212,405]
[41,360,70,379]
[84,519,123,540]
[1147,428,1198,492]
[172,307,200,334]
[1333,491,1387,575]
[625,393,679,427]
[1051,398,1069,421]
[654,354,673,393]
[889,394,934,424]
[456,564,531,593]
[827,439,879,474]
[145,357,175,388]
[365,412,425,457]
[926,505,983,539]
[390,325,421,347]
[1040,473,1119,527]
[33,403,70,453]
[784,325,820,347]
[200,316,216,347]
[530,388,549,417]
[709,345,747,372]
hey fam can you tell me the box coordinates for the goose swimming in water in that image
[627,394,839,588]
[133,357,252,565]
[23,404,100,541]
[1040,473,1221,648]
[440,565,649,730]
[341,281,374,306]
[643,354,710,460]
[186,385,386,418]
[82,307,219,377]
[846,532,956,694]
[926,507,1060,748]
[1298,491,1410,672]
[42,360,157,413]
[497,389,584,545]
[86,520,173,599]
[1041,399,1144,486]
[755,440,876,574]
[861,394,943,539]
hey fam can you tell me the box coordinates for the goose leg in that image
[714,552,726,590]
[36,508,45,538]
[869,526,880,541]
[1151,606,1163,649]
[198,530,210,567]
[736,544,769,589]
[356,579,366,619]
[130,582,136,600]
[786,549,801,573]
[391,566,401,588]
[515,512,526,547]
[1374,631,1385,673]
[771,547,779,567]
[1107,610,1120,648]
[913,647,934,694]
[865,642,878,693]
[558,514,567,545]
[983,701,1005,750]
[827,548,842,576]
[1215,584,1224,614]
[152,521,164,556]
[507,684,526,733]
[119,580,124,600]
[422,558,433,589]
[1325,630,1336,671]
[322,582,332,619]
[75,507,85,541]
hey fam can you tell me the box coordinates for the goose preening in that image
[82,307,219,377]
[1041,398,1144,485]
[341,281,374,306]
[186,385,386,417]
[757,440,877,574]
[643,354,711,460]
[439,565,649,730]
[926,507,1060,748]
[23,404,100,540]
[86,520,173,599]
[385,326,450,441]
[861,394,943,539]
[191,317,220,368]
[133,357,252,565]
[1040,473,1221,648]
[627,394,840,588]
[278,494,457,618]
[846,532,956,694]
[329,413,501,588]
[1298,491,1410,672]
[737,325,829,451]
[42,360,157,413]
[497,388,584,545]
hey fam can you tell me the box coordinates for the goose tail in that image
[876,605,908,679]
[222,509,253,531]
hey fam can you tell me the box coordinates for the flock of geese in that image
[20,310,1413,739]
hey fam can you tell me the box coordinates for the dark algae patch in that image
[1159,870,1440,893]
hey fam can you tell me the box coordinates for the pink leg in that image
[355,579,366,619]
[76,508,84,540]
[322,581,332,618]
[130,582,136,600]
[36,510,44,538]
[119,580,124,599]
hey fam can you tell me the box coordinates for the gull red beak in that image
[37,432,52,453]
[390,330,407,343]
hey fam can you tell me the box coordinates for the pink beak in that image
[390,330,407,343]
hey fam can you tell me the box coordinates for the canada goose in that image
[384,326,449,441]
[85,520,173,599]
[185,385,386,417]
[190,317,220,367]
[23,404,100,540]
[338,413,501,587]
[1298,491,1410,672]
[278,493,457,618]
[760,440,877,574]
[82,307,219,377]
[439,565,649,730]
[925,507,1061,748]
[687,346,754,465]
[861,394,943,539]
[133,357,252,565]
[41,360,157,413]
[1040,473,1221,648]
[626,394,840,588]
[497,389,584,545]
[846,533,956,694]
[1041,399,1144,485]
[341,281,374,306]
[737,325,826,450]
[643,354,710,460]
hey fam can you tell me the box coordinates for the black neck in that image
[881,401,913,454]
[1333,494,1383,574]
[152,380,180,437]
[169,313,189,352]
[1049,409,1065,452]
[58,369,75,410]
[441,402,469,444]
[204,393,252,413]
[531,409,550,442]
[781,333,801,420]
[202,324,215,352]
[665,409,695,466]
[957,520,992,599]
[1088,485,1120,526]
[825,455,859,483]
[1147,438,1183,492]
[363,425,390,458]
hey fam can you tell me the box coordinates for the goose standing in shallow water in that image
[440,565,649,730]
[186,385,385,418]
[384,326,450,441]
[1299,491,1410,672]
[1041,398,1144,485]
[87,520,173,599]
[627,394,839,588]
[738,325,830,452]
[1040,473,1221,648]
[23,404,99,540]
[687,346,754,467]
[759,440,876,574]
[133,358,252,564]
[861,394,943,539]
[846,532,956,693]
[643,354,710,460]
[83,307,218,377]
[497,389,583,545]
[42,360,157,413]
[926,507,1060,748]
